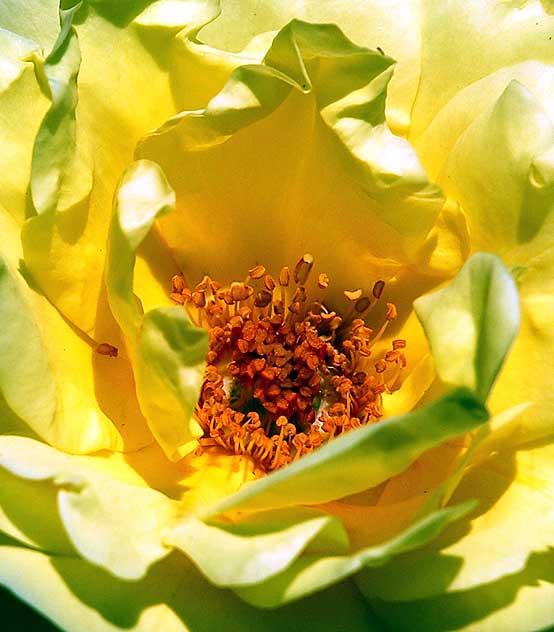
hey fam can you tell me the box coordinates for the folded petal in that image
[416,61,554,182]
[357,441,554,632]
[19,1,210,336]
[0,436,176,579]
[138,19,443,299]
[203,388,486,516]
[411,1,554,139]
[439,81,554,446]
[196,0,422,134]
[235,501,475,608]
[0,29,50,223]
[0,543,376,632]
[165,507,349,587]
[106,159,207,460]
[414,253,519,403]
[0,209,128,453]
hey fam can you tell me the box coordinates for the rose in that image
[1,2,553,631]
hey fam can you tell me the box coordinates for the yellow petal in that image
[20,2,211,336]
[0,543,376,632]
[358,441,554,603]
[0,30,49,224]
[197,0,422,134]
[486,247,554,448]
[437,81,554,446]
[0,209,145,454]
[139,20,443,300]
[0,436,176,579]
[410,1,554,140]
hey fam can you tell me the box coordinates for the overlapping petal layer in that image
[137,18,444,298]
[0,2,553,631]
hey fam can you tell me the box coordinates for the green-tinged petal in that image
[357,441,554,632]
[411,1,554,139]
[138,19,443,297]
[0,0,59,52]
[197,0,421,134]
[139,307,207,459]
[0,465,76,555]
[414,253,520,403]
[0,210,127,453]
[235,501,475,608]
[368,569,554,632]
[439,81,554,446]
[106,160,175,336]
[0,254,56,441]
[19,1,212,336]
[0,29,50,223]
[27,2,87,216]
[203,389,487,516]
[106,159,207,461]
[0,436,176,579]
[486,248,554,448]
[165,507,349,587]
[21,3,96,327]
[416,61,554,183]
[0,545,378,632]
[442,81,554,262]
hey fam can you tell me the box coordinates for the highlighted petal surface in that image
[357,441,554,632]
[0,543,377,632]
[439,81,554,446]
[415,253,519,403]
[0,210,124,453]
[139,20,443,298]
[106,160,207,461]
[0,436,175,579]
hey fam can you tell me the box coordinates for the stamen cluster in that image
[170,256,406,471]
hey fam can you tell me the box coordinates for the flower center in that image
[170,255,406,472]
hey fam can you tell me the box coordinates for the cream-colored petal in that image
[0,436,176,579]
[411,1,554,140]
[0,544,376,632]
[357,441,554,602]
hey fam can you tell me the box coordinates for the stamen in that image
[317,273,330,289]
[96,342,118,357]
[294,254,314,285]
[248,264,266,280]
[279,267,290,287]
[171,256,407,473]
[372,280,386,299]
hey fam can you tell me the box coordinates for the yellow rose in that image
[1,2,553,631]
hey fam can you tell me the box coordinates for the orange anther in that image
[372,280,385,299]
[294,254,314,285]
[317,273,329,289]
[344,289,363,301]
[248,264,266,279]
[96,343,118,357]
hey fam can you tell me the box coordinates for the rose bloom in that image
[1,1,553,631]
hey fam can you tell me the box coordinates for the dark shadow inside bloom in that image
[0,583,60,632]
[517,160,554,243]
[368,547,554,632]
[357,450,518,603]
[72,0,154,28]
[47,549,375,630]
